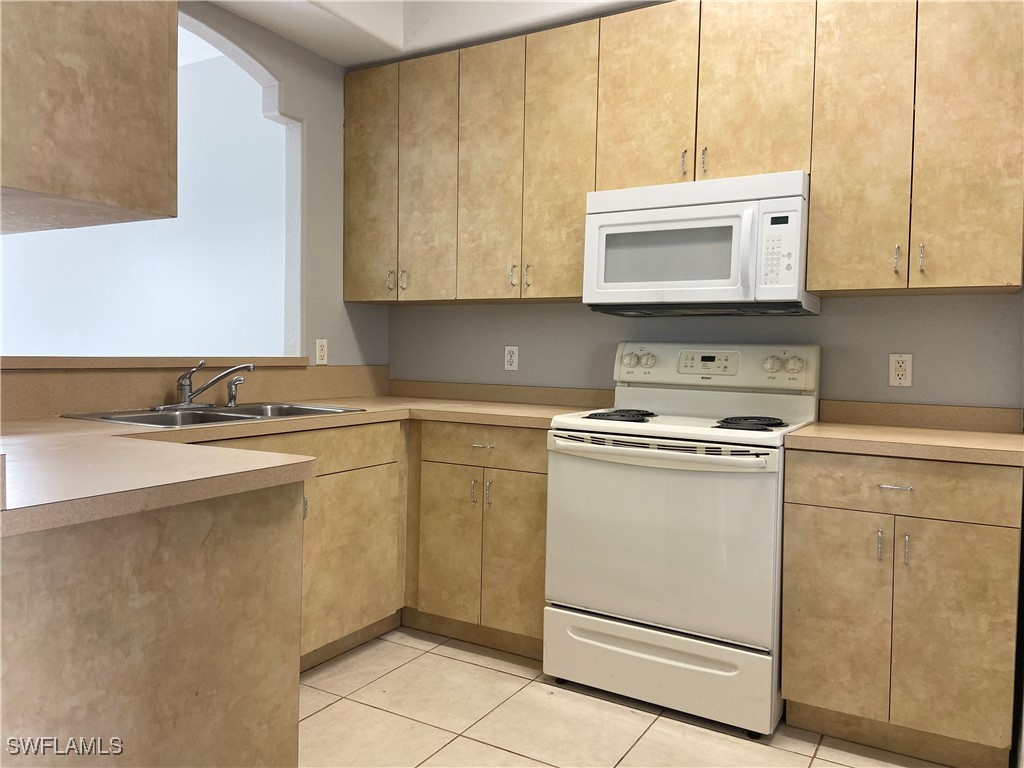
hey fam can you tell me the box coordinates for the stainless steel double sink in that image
[65,403,365,428]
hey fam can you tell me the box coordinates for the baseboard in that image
[402,608,542,661]
[299,612,401,672]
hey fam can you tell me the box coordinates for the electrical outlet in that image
[504,345,519,371]
[889,353,912,387]
[315,338,328,365]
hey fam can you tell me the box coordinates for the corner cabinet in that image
[781,449,1022,759]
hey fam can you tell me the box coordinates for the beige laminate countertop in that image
[0,397,577,537]
[786,422,1024,467]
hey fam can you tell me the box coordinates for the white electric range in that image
[543,341,819,735]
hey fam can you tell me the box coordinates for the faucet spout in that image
[168,362,255,407]
[189,364,256,403]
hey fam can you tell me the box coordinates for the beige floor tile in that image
[420,737,551,767]
[816,737,949,768]
[298,684,339,721]
[812,760,851,767]
[299,699,453,767]
[431,639,542,679]
[535,673,662,714]
[465,680,657,767]
[382,626,449,650]
[350,652,529,732]
[300,638,423,697]
[619,717,811,767]
[662,708,821,756]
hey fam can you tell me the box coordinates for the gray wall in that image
[390,294,1024,408]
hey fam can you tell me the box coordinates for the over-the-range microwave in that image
[582,171,820,316]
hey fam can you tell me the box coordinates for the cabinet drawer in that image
[785,450,1022,528]
[202,422,402,476]
[421,422,547,473]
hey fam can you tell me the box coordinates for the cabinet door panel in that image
[807,1,915,292]
[481,469,547,639]
[458,37,525,300]
[890,517,1019,747]
[781,503,893,721]
[418,462,483,624]
[399,52,458,300]
[522,21,598,299]
[302,464,403,655]
[695,1,815,180]
[910,1,1023,289]
[596,1,699,190]
[344,64,399,301]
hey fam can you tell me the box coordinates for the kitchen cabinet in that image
[1,1,177,234]
[457,36,526,300]
[521,21,598,299]
[200,423,405,656]
[782,449,1022,752]
[398,51,459,301]
[695,1,815,181]
[808,0,1023,293]
[596,0,700,190]
[417,422,548,639]
[343,64,398,302]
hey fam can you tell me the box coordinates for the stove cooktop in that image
[582,409,657,423]
[551,410,809,447]
[715,416,788,432]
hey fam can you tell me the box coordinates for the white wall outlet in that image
[315,338,328,365]
[889,353,912,387]
[504,345,519,371]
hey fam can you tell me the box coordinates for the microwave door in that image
[583,202,759,305]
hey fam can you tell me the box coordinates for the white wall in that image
[390,294,1024,408]
[1,53,288,356]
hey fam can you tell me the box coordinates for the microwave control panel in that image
[758,209,801,288]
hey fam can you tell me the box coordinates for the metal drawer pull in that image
[893,244,900,273]
[303,496,309,520]
[680,148,687,176]
[509,264,518,287]
[701,146,708,175]
[471,443,495,449]
[878,483,913,492]
[876,529,883,561]
[524,264,531,288]
[485,479,493,505]
[904,533,910,565]
[919,243,925,272]
[386,270,394,290]
[470,478,477,503]
[399,269,407,290]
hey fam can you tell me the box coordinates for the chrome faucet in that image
[226,375,245,407]
[171,360,256,407]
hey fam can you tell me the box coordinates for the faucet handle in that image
[177,359,206,385]
[226,375,245,407]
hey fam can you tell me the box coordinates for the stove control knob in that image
[622,352,640,368]
[640,352,657,368]
[763,355,783,373]
[785,356,805,374]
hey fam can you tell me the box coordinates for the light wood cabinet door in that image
[344,64,398,301]
[909,1,1024,290]
[781,503,895,721]
[302,463,403,655]
[596,1,699,190]
[890,517,1020,748]
[481,469,547,639]
[418,462,483,624]
[522,21,598,299]
[807,1,916,292]
[457,36,526,300]
[695,1,815,180]
[399,52,458,301]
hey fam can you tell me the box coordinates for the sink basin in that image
[208,403,366,418]
[64,403,365,428]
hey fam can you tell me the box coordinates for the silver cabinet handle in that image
[303,496,308,520]
[876,529,883,561]
[878,483,914,492]
[485,479,493,505]
[701,146,708,175]
[509,264,518,287]
[919,243,925,272]
[399,269,407,291]
[680,148,687,177]
[470,478,477,503]
[904,533,910,565]
[524,264,531,288]
[471,443,495,449]
[893,244,900,273]
[386,270,394,291]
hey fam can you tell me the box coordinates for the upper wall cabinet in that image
[1,1,177,234]
[695,1,815,180]
[596,1,699,190]
[522,21,599,299]
[457,36,526,301]
[343,64,398,302]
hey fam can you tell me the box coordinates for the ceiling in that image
[211,1,652,68]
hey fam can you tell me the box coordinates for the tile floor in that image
[298,628,949,768]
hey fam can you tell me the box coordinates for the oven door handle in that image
[550,438,769,471]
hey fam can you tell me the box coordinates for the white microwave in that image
[582,171,819,316]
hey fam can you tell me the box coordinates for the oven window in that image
[603,226,733,283]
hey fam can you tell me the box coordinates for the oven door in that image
[545,430,782,651]
[582,201,759,305]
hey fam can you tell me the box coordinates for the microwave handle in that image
[740,207,757,289]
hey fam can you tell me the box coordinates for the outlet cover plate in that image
[888,353,912,387]
[504,345,519,371]
[315,339,328,365]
